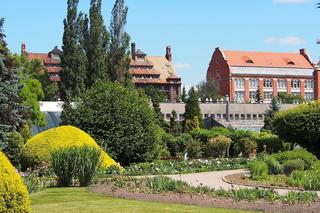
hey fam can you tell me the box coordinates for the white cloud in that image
[264,36,307,46]
[273,0,309,3]
[174,62,191,69]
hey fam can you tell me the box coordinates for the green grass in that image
[30,187,258,213]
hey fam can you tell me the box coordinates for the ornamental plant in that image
[21,125,119,170]
[0,151,30,212]
[206,135,231,158]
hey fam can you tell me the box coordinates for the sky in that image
[2,0,320,87]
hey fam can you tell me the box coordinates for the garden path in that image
[165,169,320,196]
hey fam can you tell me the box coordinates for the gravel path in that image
[165,169,319,196]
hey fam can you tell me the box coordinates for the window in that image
[235,91,245,103]
[305,92,314,101]
[229,114,233,120]
[288,61,295,65]
[253,114,257,120]
[241,114,245,120]
[263,91,273,102]
[258,114,263,120]
[249,79,258,90]
[235,114,239,120]
[278,79,287,91]
[234,78,245,89]
[216,70,220,80]
[246,59,254,64]
[291,80,300,90]
[247,114,252,120]
[305,80,314,90]
[249,91,256,102]
[263,79,273,89]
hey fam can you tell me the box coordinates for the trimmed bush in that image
[283,159,305,175]
[186,139,202,159]
[250,160,268,180]
[0,151,30,212]
[265,157,283,175]
[206,135,231,158]
[273,149,316,170]
[51,146,101,187]
[252,132,289,154]
[233,137,257,158]
[21,126,119,170]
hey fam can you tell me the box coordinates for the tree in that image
[255,87,262,103]
[61,82,159,165]
[183,87,202,130]
[272,101,320,157]
[107,0,131,84]
[83,0,109,87]
[169,110,181,136]
[0,55,25,150]
[0,18,9,61]
[196,79,220,102]
[262,97,280,132]
[277,92,303,104]
[60,0,87,100]
[181,86,187,103]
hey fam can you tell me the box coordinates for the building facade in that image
[207,48,320,103]
[21,43,62,82]
[130,43,182,102]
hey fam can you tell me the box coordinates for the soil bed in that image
[91,182,320,213]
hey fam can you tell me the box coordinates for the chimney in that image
[21,42,26,55]
[131,43,136,60]
[166,46,172,62]
[300,48,312,64]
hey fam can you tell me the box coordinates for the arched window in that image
[287,61,295,65]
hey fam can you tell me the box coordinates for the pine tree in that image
[60,0,87,100]
[262,97,280,132]
[0,55,25,149]
[169,110,181,136]
[107,0,131,84]
[181,86,187,103]
[83,0,109,87]
[183,87,202,130]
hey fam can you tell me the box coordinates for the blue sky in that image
[2,0,320,86]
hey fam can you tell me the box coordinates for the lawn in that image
[30,188,258,213]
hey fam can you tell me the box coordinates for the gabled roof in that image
[223,50,313,69]
[145,56,178,81]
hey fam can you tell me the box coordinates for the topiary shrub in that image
[265,157,283,175]
[206,135,231,158]
[250,160,268,180]
[233,137,257,158]
[0,151,30,212]
[283,159,305,175]
[273,149,316,170]
[21,125,119,170]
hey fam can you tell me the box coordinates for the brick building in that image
[207,48,320,103]
[21,43,62,82]
[130,43,182,102]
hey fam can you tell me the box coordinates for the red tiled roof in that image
[27,53,48,61]
[224,50,313,69]
[130,68,161,75]
[132,78,167,84]
[45,67,61,73]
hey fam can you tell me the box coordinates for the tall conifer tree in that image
[83,0,109,87]
[107,0,131,84]
[183,87,203,128]
[60,0,87,100]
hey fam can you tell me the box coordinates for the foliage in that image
[0,151,30,212]
[21,125,119,170]
[262,97,279,132]
[206,135,231,158]
[60,0,87,100]
[272,101,320,157]
[125,158,249,176]
[277,92,303,104]
[254,88,262,103]
[61,82,159,165]
[0,54,26,150]
[185,116,200,132]
[22,170,55,194]
[2,131,24,168]
[169,110,181,136]
[265,157,283,175]
[250,160,268,180]
[196,79,220,102]
[184,87,202,129]
[233,137,257,158]
[51,145,101,186]
[180,86,187,103]
[186,139,202,159]
[107,0,131,84]
[146,176,189,193]
[288,169,320,190]
[160,133,178,157]
[83,0,109,87]
[283,159,305,175]
[272,149,316,170]
[191,127,233,144]
[251,132,290,154]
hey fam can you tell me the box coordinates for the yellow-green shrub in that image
[21,125,120,170]
[0,151,30,212]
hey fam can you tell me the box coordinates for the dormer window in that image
[287,61,295,65]
[246,59,254,64]
[243,56,254,64]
